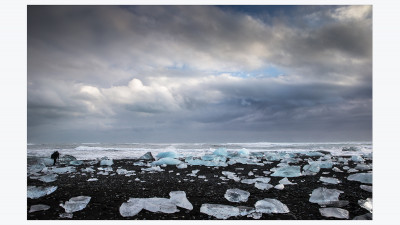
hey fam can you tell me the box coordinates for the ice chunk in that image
[248,171,254,176]
[81,167,95,173]
[133,161,146,166]
[59,155,77,164]
[237,206,255,216]
[347,173,372,184]
[358,198,372,213]
[60,196,91,213]
[355,164,372,171]
[200,204,240,219]
[255,198,290,214]
[38,174,58,183]
[59,213,73,218]
[348,168,359,173]
[319,208,349,219]
[279,177,296,185]
[144,198,179,213]
[274,184,284,190]
[139,152,155,160]
[50,166,76,174]
[221,171,240,182]
[320,176,340,184]
[176,163,187,169]
[271,166,302,177]
[152,158,182,166]
[69,160,84,166]
[342,146,359,152]
[29,204,50,213]
[87,178,98,182]
[116,168,135,175]
[119,198,145,217]
[169,191,193,210]
[141,166,164,172]
[224,189,250,203]
[353,213,372,220]
[27,186,57,199]
[332,167,343,173]
[213,148,228,156]
[156,151,179,159]
[309,187,343,205]
[241,177,270,184]
[351,155,364,162]
[238,149,250,157]
[100,159,113,166]
[28,163,46,174]
[360,185,372,192]
[255,182,274,190]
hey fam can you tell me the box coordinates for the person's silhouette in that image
[51,151,60,166]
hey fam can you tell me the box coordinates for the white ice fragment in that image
[27,186,57,199]
[358,198,372,213]
[248,171,254,176]
[200,204,240,219]
[69,160,84,166]
[274,184,285,190]
[81,167,95,173]
[319,208,349,219]
[255,182,273,190]
[360,185,372,192]
[332,167,343,173]
[279,177,296,185]
[152,158,182,166]
[176,163,187,169]
[119,198,145,217]
[139,152,155,160]
[51,166,76,174]
[320,176,341,184]
[29,204,50,213]
[144,198,179,213]
[309,187,343,205]
[224,189,250,203]
[169,191,193,210]
[141,166,164,172]
[347,173,372,184]
[222,171,240,182]
[271,166,302,177]
[355,164,372,171]
[156,151,179,159]
[38,174,58,183]
[59,213,73,218]
[255,198,290,214]
[351,155,364,162]
[100,159,113,166]
[60,196,91,213]
[347,168,359,173]
[87,178,98,182]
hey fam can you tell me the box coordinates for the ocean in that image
[27,142,372,160]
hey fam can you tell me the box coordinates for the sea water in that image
[27,142,372,160]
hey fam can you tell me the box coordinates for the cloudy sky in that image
[27,5,372,143]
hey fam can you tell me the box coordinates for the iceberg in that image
[347,173,372,184]
[156,151,179,159]
[309,187,343,205]
[224,189,250,203]
[29,204,50,213]
[358,198,372,213]
[319,208,349,219]
[320,176,340,184]
[27,186,57,199]
[139,152,155,160]
[169,191,193,210]
[60,196,91,213]
[152,158,182,166]
[200,204,240,219]
[271,166,302,177]
[38,174,58,183]
[255,198,290,214]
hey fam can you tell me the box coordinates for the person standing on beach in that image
[51,151,60,166]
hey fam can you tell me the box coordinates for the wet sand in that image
[27,156,372,220]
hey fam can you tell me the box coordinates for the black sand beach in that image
[27,155,372,220]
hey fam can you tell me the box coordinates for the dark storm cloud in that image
[27,5,372,143]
